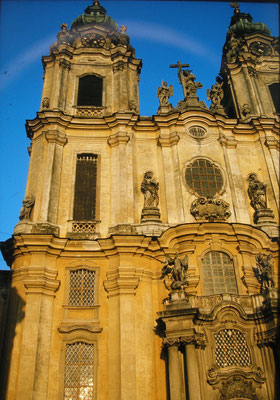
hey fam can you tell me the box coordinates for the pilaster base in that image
[254,208,279,238]
[141,207,161,223]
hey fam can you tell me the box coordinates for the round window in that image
[185,159,223,197]
[189,126,206,138]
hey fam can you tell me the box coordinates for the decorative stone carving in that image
[141,171,161,222]
[190,197,231,222]
[224,34,245,63]
[19,194,35,221]
[241,102,251,117]
[247,173,276,232]
[57,23,71,45]
[219,375,258,400]
[161,253,189,296]
[253,253,275,292]
[42,97,50,109]
[207,80,226,115]
[128,99,137,112]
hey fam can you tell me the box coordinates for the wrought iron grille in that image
[202,251,237,295]
[69,269,95,306]
[215,329,251,368]
[64,342,94,400]
[185,159,223,197]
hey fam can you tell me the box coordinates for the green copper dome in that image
[71,1,118,31]
[227,9,271,37]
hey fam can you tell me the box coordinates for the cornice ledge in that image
[44,130,68,146]
[107,131,130,147]
[218,133,238,148]
[265,136,280,151]
[104,267,140,296]
[158,132,180,147]
[58,324,102,334]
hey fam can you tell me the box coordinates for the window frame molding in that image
[183,156,227,198]
[198,249,240,296]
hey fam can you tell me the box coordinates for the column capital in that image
[104,267,140,297]
[107,131,130,147]
[44,130,68,146]
[158,132,180,147]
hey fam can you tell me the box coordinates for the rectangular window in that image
[73,154,98,221]
[69,269,95,306]
[64,342,94,400]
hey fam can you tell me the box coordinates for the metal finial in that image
[230,1,240,13]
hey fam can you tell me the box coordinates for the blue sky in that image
[0,0,279,269]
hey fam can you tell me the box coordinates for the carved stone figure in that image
[247,173,267,210]
[181,69,203,98]
[161,253,189,292]
[129,99,137,112]
[241,103,251,117]
[141,171,159,208]
[254,253,275,292]
[225,34,245,63]
[157,81,173,106]
[19,194,35,221]
[207,81,225,114]
[42,97,50,109]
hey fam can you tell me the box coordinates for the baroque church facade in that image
[0,2,279,399]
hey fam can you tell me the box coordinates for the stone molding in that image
[107,131,130,147]
[265,135,280,150]
[58,324,102,334]
[218,133,238,149]
[158,132,180,147]
[13,266,60,296]
[104,267,141,296]
[44,130,68,146]
[59,58,71,70]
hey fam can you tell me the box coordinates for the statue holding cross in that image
[170,61,203,100]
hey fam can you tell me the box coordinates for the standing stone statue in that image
[182,69,203,98]
[19,194,35,220]
[140,171,161,222]
[253,253,275,292]
[161,253,189,293]
[207,80,226,115]
[157,81,173,106]
[247,173,267,210]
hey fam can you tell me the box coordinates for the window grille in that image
[73,154,98,221]
[64,342,94,400]
[185,159,223,197]
[202,252,237,295]
[77,75,102,107]
[189,126,206,138]
[69,269,95,306]
[215,329,251,368]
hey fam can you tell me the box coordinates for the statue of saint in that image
[247,173,267,210]
[254,253,275,292]
[181,69,203,98]
[207,81,224,110]
[19,194,35,220]
[141,171,159,208]
[157,81,173,106]
[161,253,189,291]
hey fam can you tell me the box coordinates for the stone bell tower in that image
[220,2,280,119]
[41,0,141,117]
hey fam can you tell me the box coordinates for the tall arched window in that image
[202,251,237,295]
[269,83,280,114]
[77,75,103,106]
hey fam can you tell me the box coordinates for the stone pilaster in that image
[104,267,139,400]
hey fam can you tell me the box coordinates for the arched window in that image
[77,75,103,106]
[73,153,98,221]
[64,342,94,399]
[269,83,280,114]
[202,251,237,295]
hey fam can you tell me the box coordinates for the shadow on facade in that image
[0,284,26,399]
